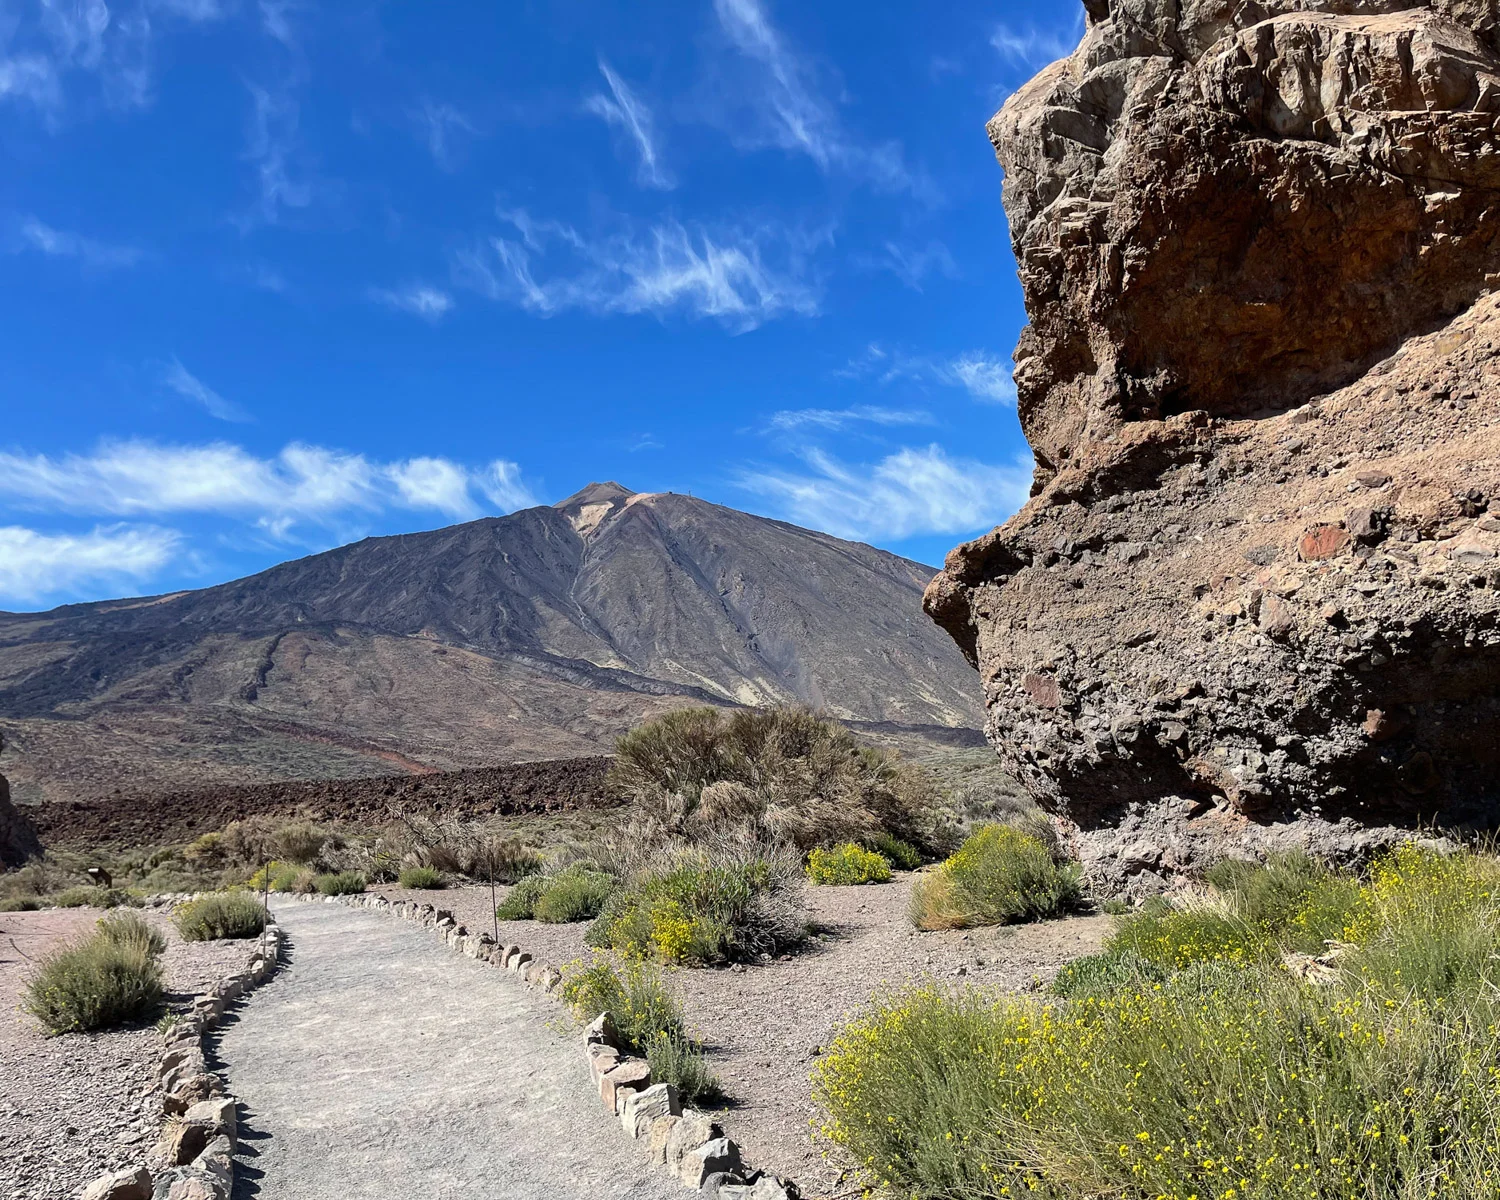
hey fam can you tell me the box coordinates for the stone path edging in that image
[301,891,804,1200]
[79,904,284,1200]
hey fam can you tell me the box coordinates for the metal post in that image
[263,858,272,923]
[489,853,499,948]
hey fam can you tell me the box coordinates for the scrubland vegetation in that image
[910,825,1081,931]
[561,957,719,1103]
[816,844,1500,1200]
[24,912,166,1034]
[808,842,893,886]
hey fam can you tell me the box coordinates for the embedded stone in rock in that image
[648,1115,682,1166]
[666,1112,723,1177]
[158,1121,213,1167]
[81,1166,153,1200]
[599,1059,651,1110]
[164,1075,222,1117]
[620,1083,681,1139]
[1298,525,1349,563]
[585,1011,618,1047]
[679,1138,742,1190]
[183,1099,236,1142]
[165,1179,216,1200]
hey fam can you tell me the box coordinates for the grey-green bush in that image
[174,894,268,941]
[314,871,367,896]
[24,927,164,1034]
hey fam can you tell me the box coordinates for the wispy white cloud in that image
[415,99,477,171]
[0,440,539,533]
[766,406,934,433]
[372,285,454,322]
[585,60,673,190]
[0,524,181,605]
[258,0,298,47]
[0,0,233,119]
[737,444,1030,542]
[839,344,1017,405]
[14,217,143,269]
[163,359,252,423]
[991,14,1085,74]
[858,241,957,292]
[243,82,316,226]
[711,0,929,198]
[456,209,822,333]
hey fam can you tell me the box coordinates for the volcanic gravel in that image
[377,878,1110,1193]
[0,908,249,1200]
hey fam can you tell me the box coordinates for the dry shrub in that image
[609,706,940,852]
[388,812,542,882]
[270,823,326,865]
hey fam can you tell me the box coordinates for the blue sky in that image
[0,0,1085,610]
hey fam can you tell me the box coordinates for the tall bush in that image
[609,705,940,851]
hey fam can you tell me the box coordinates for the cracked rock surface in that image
[926,0,1500,892]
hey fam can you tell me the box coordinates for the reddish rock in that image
[925,0,1500,893]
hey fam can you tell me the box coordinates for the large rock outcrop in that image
[927,0,1500,892]
[0,734,40,868]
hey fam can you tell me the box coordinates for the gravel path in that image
[0,908,248,1200]
[216,901,681,1200]
[379,878,1112,1193]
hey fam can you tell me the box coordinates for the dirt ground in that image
[0,907,248,1200]
[376,877,1111,1193]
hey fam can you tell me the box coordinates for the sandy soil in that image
[376,878,1111,1193]
[0,907,250,1200]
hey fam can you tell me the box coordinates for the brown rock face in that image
[927,0,1500,891]
[0,733,39,868]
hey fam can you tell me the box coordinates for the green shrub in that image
[867,832,922,871]
[586,846,804,966]
[24,927,164,1034]
[50,886,134,910]
[0,896,40,912]
[495,874,550,921]
[174,894,268,941]
[495,867,614,923]
[532,870,614,924]
[397,866,446,891]
[561,958,720,1103]
[910,824,1081,931]
[807,843,893,886]
[314,871,366,896]
[96,911,167,957]
[817,844,1500,1200]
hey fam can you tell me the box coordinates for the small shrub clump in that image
[807,843,893,886]
[867,832,922,871]
[174,894,268,942]
[314,871,367,896]
[0,896,40,912]
[587,846,804,966]
[24,919,165,1034]
[495,867,615,924]
[397,866,446,891]
[562,959,720,1103]
[910,824,1081,931]
[51,887,134,910]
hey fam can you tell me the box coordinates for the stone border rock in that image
[78,909,284,1200]
[301,892,803,1200]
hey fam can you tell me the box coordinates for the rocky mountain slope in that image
[0,484,981,805]
[926,0,1500,892]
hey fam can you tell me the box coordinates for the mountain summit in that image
[0,486,982,803]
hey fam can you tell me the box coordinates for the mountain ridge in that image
[0,485,982,806]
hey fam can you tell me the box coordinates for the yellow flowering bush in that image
[808,843,894,886]
[817,845,1500,1199]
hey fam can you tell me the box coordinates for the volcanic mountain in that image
[0,483,983,805]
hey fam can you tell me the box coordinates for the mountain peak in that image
[554,482,636,511]
[554,482,639,537]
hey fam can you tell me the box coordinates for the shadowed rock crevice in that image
[928,0,1500,893]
